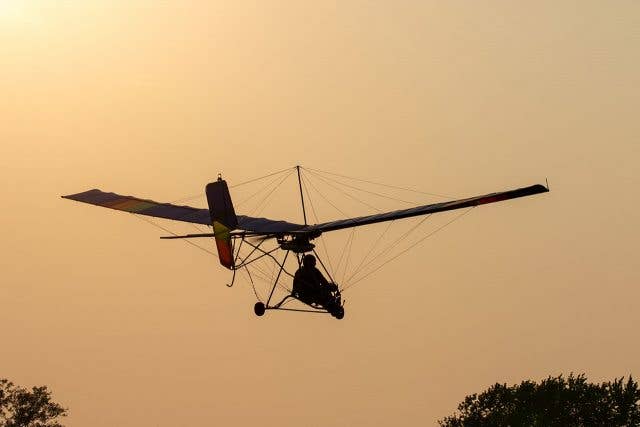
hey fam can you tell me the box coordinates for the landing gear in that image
[254,302,265,316]
[253,297,344,319]
[250,244,345,319]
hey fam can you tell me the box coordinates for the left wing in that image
[61,189,305,233]
[62,189,212,225]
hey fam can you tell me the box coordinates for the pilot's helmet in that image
[303,254,316,267]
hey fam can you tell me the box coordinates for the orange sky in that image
[1,1,639,425]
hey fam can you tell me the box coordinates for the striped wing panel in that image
[62,189,211,225]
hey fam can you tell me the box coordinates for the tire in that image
[254,302,266,316]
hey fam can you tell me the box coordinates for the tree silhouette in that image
[439,374,640,426]
[0,379,67,427]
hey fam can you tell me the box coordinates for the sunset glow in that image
[2,2,639,426]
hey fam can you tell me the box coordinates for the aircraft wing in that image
[63,183,548,235]
[61,188,305,232]
[304,183,548,234]
[62,189,212,225]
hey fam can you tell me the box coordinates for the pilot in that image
[293,254,337,305]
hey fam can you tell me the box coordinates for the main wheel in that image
[254,302,266,316]
[333,306,344,320]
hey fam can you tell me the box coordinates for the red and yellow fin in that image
[206,178,238,269]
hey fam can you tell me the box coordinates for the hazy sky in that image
[1,1,639,425]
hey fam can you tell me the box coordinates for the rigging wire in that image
[230,167,294,188]
[302,166,445,291]
[340,228,357,288]
[169,194,205,205]
[247,169,295,218]
[300,173,335,274]
[303,167,419,205]
[344,214,432,286]
[169,167,293,204]
[346,219,395,287]
[306,166,454,199]
[190,223,208,233]
[333,227,356,286]
[305,171,383,213]
[133,214,218,258]
[235,169,295,209]
[343,207,476,291]
[301,170,350,218]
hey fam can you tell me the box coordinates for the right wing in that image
[306,184,549,234]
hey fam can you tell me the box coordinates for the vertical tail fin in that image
[206,177,238,269]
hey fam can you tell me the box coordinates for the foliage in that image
[439,373,640,427]
[0,379,67,427]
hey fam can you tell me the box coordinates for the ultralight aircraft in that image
[63,166,548,319]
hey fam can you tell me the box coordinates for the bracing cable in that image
[342,207,475,291]
[344,215,432,286]
[304,167,419,205]
[334,227,356,287]
[301,170,350,218]
[235,169,295,209]
[230,167,294,188]
[346,219,395,287]
[302,167,439,291]
[300,173,335,275]
[340,228,357,288]
[306,166,454,199]
[169,167,293,204]
[305,170,383,213]
[134,214,219,258]
[247,169,295,217]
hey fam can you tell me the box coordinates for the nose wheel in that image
[254,302,266,316]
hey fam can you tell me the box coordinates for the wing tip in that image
[537,183,550,193]
[61,189,102,199]
[527,183,549,194]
